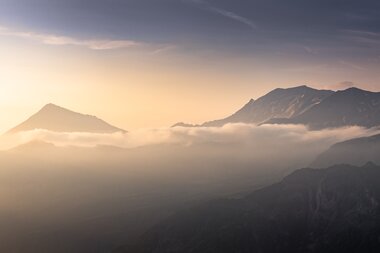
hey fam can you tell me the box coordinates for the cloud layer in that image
[2,123,378,150]
[0,26,143,50]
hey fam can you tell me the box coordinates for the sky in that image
[1,0,380,132]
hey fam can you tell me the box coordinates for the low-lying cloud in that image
[2,123,378,151]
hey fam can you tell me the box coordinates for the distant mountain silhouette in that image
[10,140,57,151]
[120,162,380,253]
[311,133,380,168]
[202,85,333,127]
[7,103,126,134]
[266,87,380,129]
[172,122,200,128]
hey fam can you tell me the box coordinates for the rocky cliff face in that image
[118,162,380,253]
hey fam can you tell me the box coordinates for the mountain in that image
[266,87,380,129]
[202,85,334,127]
[119,162,380,253]
[311,133,380,168]
[178,86,380,130]
[172,122,200,128]
[7,103,126,134]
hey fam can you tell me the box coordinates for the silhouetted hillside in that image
[311,133,380,168]
[120,163,380,253]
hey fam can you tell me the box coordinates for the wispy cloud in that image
[319,81,357,91]
[303,46,319,55]
[0,26,144,50]
[339,29,380,45]
[208,7,257,29]
[149,44,178,55]
[338,60,365,71]
[185,0,257,30]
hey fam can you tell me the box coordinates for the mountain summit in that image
[267,87,380,129]
[7,103,126,134]
[202,85,334,127]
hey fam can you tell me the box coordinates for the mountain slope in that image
[267,87,380,129]
[120,163,380,253]
[7,103,126,134]
[311,133,380,168]
[202,85,334,127]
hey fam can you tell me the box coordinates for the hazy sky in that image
[1,0,380,132]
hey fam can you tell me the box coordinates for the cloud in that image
[207,7,257,30]
[340,29,380,45]
[149,44,178,55]
[338,60,365,71]
[185,0,257,30]
[2,124,378,151]
[0,26,144,50]
[335,81,356,90]
[319,81,357,91]
[303,46,319,55]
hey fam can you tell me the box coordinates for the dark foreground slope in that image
[119,163,380,253]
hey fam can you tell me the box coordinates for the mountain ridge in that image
[202,85,334,127]
[266,87,380,129]
[174,85,380,130]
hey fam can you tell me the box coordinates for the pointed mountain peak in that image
[172,122,200,128]
[342,87,364,92]
[41,103,63,110]
[36,104,104,122]
[276,85,322,92]
[39,103,82,114]
[291,85,311,89]
[339,87,373,94]
[43,103,59,108]
[364,161,378,168]
[268,85,326,97]
[334,86,378,98]
[7,104,126,134]
[10,140,57,152]
[242,98,255,107]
